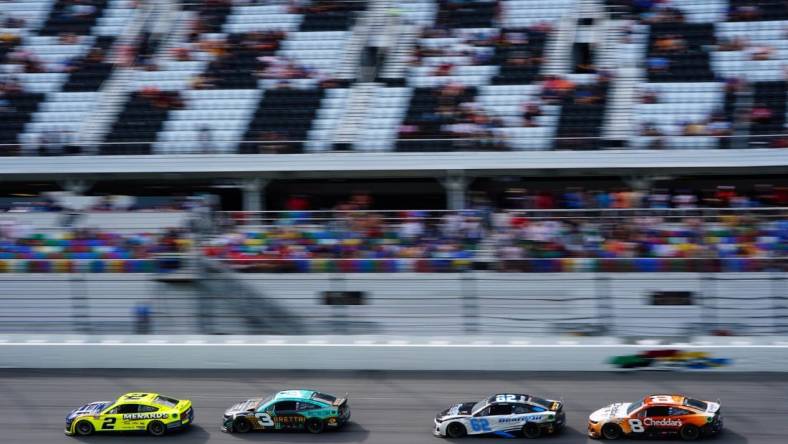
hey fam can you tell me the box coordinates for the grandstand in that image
[0,0,784,337]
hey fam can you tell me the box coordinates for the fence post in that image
[70,273,91,333]
[461,271,479,334]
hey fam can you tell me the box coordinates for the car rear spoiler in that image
[332,393,348,407]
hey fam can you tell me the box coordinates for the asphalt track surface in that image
[0,370,785,444]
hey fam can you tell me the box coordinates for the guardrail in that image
[1,335,787,370]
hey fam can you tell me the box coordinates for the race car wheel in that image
[522,422,541,439]
[147,420,166,437]
[680,424,701,441]
[446,422,467,439]
[233,417,252,433]
[306,417,325,434]
[75,420,94,436]
[601,423,622,440]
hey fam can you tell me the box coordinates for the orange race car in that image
[588,394,722,441]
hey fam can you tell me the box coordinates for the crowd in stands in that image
[0,224,191,272]
[0,184,783,273]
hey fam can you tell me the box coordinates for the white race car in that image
[434,393,565,439]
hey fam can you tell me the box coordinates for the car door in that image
[473,403,514,434]
[100,403,137,432]
[271,401,300,430]
[639,406,673,435]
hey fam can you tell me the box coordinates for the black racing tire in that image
[233,417,252,433]
[601,423,623,440]
[306,417,325,434]
[680,424,701,441]
[522,422,541,439]
[147,420,166,437]
[445,422,467,439]
[75,420,94,436]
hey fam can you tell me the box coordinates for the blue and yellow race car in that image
[65,392,194,436]
[223,389,350,433]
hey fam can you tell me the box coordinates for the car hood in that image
[67,401,112,420]
[589,402,632,422]
[437,402,475,420]
[225,398,262,416]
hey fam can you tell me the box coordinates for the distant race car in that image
[434,393,565,438]
[588,394,722,440]
[222,389,350,434]
[65,392,193,437]
[609,349,731,370]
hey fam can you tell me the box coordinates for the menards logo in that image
[643,418,682,427]
[122,413,169,420]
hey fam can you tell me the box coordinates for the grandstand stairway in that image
[240,88,326,154]
[40,0,109,36]
[647,23,716,82]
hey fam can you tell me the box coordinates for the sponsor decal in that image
[498,415,543,424]
[609,349,731,370]
[275,415,305,424]
[328,417,337,425]
[643,418,683,428]
[122,413,169,420]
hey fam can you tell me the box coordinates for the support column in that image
[441,174,468,210]
[241,178,268,212]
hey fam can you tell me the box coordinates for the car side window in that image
[115,404,140,414]
[475,407,491,417]
[273,401,297,413]
[512,404,530,414]
[645,406,671,417]
[139,405,159,413]
[488,404,513,416]
[669,407,691,416]
[297,402,320,412]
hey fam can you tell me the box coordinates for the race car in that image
[222,389,350,434]
[434,393,565,438]
[588,394,722,440]
[65,392,193,436]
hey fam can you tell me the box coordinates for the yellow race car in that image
[65,392,193,437]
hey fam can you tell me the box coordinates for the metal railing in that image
[0,133,786,155]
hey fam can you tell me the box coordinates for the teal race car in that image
[222,389,350,434]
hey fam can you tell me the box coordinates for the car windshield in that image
[471,399,488,413]
[684,398,708,410]
[626,400,643,415]
[154,396,178,407]
[257,394,275,410]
